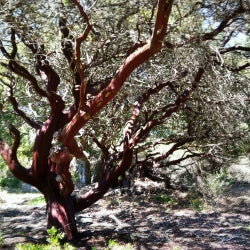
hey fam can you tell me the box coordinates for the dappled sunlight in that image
[0,176,249,249]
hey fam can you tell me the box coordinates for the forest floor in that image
[0,156,249,250]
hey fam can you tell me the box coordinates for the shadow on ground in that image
[1,180,249,250]
[74,183,250,250]
[1,155,250,249]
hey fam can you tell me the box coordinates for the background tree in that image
[0,0,249,241]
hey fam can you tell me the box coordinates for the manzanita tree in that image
[0,0,249,240]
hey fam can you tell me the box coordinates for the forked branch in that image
[0,125,35,186]
[59,0,175,147]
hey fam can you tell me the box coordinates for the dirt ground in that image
[0,156,249,250]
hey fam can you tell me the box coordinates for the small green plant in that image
[29,196,46,205]
[71,171,80,183]
[16,229,76,250]
[108,239,116,248]
[16,242,47,250]
[0,231,3,247]
[16,242,75,250]
[173,246,181,250]
[154,195,175,204]
[0,175,21,189]
[246,225,250,232]
[203,169,232,198]
[189,197,204,212]
[16,226,74,249]
[109,198,120,207]
[47,226,64,246]
[106,239,134,250]
[63,243,76,250]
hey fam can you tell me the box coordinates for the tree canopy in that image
[0,0,249,240]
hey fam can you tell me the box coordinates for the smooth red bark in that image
[59,0,174,148]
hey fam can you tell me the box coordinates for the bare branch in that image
[35,45,60,93]
[59,17,82,109]
[0,41,10,58]
[122,80,175,144]
[131,68,205,146]
[8,60,47,97]
[16,30,61,97]
[59,17,74,63]
[72,0,98,35]
[0,127,35,186]
[74,142,133,212]
[9,28,17,59]
[71,0,106,111]
[154,137,195,162]
[219,46,250,54]
[8,124,20,158]
[230,62,250,72]
[89,133,109,159]
[8,86,41,129]
[200,5,246,41]
[75,26,91,110]
[213,59,250,72]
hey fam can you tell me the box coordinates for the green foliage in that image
[16,227,76,250]
[203,169,233,198]
[107,239,116,248]
[189,197,204,212]
[0,231,3,247]
[71,171,80,184]
[61,0,72,6]
[28,196,46,205]
[16,243,47,250]
[154,195,175,205]
[0,170,21,189]
[16,130,34,167]
[188,168,233,209]
[173,246,181,250]
[106,239,134,250]
[47,226,64,246]
[109,198,120,207]
[16,242,75,250]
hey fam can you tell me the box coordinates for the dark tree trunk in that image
[32,163,79,240]
[43,179,78,240]
[27,111,80,240]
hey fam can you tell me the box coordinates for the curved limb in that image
[0,125,36,187]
